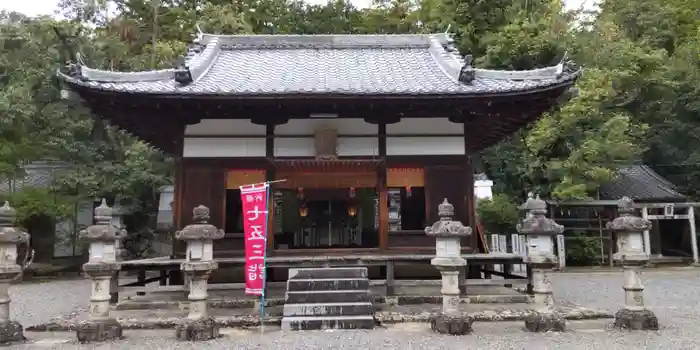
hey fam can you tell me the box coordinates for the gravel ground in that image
[13,268,700,349]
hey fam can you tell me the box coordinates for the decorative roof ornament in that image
[458,54,475,84]
[175,31,204,85]
[556,51,579,78]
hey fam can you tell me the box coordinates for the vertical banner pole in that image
[240,181,283,335]
[260,182,271,335]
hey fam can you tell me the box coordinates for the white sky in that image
[2,0,596,18]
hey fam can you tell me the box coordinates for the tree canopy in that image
[0,0,698,227]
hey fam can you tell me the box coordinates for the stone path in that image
[11,268,700,349]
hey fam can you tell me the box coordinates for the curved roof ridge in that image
[187,37,221,82]
[79,65,174,83]
[474,63,579,81]
[65,35,219,84]
[427,33,580,85]
[427,34,462,83]
[200,33,433,50]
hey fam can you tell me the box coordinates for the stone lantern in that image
[0,202,31,343]
[516,195,565,332]
[76,199,125,342]
[607,197,658,330]
[425,199,473,335]
[174,205,224,341]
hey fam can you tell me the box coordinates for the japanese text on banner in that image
[240,183,269,296]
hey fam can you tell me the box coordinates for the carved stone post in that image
[76,199,124,342]
[425,199,473,335]
[0,202,30,343]
[174,205,224,341]
[607,197,659,330]
[517,195,566,332]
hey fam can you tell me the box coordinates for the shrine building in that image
[58,33,579,281]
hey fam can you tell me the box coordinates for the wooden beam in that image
[642,206,651,256]
[378,123,388,251]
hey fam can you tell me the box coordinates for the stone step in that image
[282,302,374,317]
[285,290,372,304]
[286,278,370,292]
[289,267,368,280]
[281,315,376,331]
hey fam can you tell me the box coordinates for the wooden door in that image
[179,166,226,230]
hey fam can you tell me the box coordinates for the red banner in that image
[240,183,269,296]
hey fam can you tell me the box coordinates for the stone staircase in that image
[281,267,376,331]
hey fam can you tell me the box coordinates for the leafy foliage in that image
[476,194,520,236]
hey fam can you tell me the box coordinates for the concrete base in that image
[430,313,474,335]
[175,317,220,341]
[0,320,25,343]
[613,308,659,331]
[524,312,566,332]
[76,318,123,343]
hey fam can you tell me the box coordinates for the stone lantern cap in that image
[606,197,651,232]
[0,202,30,244]
[516,195,563,236]
[425,199,472,237]
[175,205,225,241]
[80,199,124,242]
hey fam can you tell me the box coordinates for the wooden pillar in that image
[172,158,185,258]
[378,123,389,251]
[642,206,651,256]
[266,124,275,251]
[689,206,698,265]
[465,155,476,251]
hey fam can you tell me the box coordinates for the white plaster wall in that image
[386,137,464,155]
[386,118,463,135]
[275,119,377,135]
[274,137,378,157]
[184,119,266,136]
[183,137,266,157]
[338,137,378,156]
[474,180,494,200]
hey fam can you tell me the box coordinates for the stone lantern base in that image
[76,318,123,343]
[524,312,566,333]
[0,320,25,343]
[613,308,659,331]
[430,313,474,335]
[175,316,220,341]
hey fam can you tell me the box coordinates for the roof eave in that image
[58,71,580,101]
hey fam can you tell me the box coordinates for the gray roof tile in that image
[599,165,686,202]
[59,34,580,96]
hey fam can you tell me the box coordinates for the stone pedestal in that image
[517,195,566,332]
[0,202,31,344]
[607,197,659,331]
[425,199,474,335]
[174,205,224,341]
[76,199,124,343]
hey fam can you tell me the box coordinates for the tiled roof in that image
[599,165,686,202]
[0,162,70,193]
[58,33,580,97]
